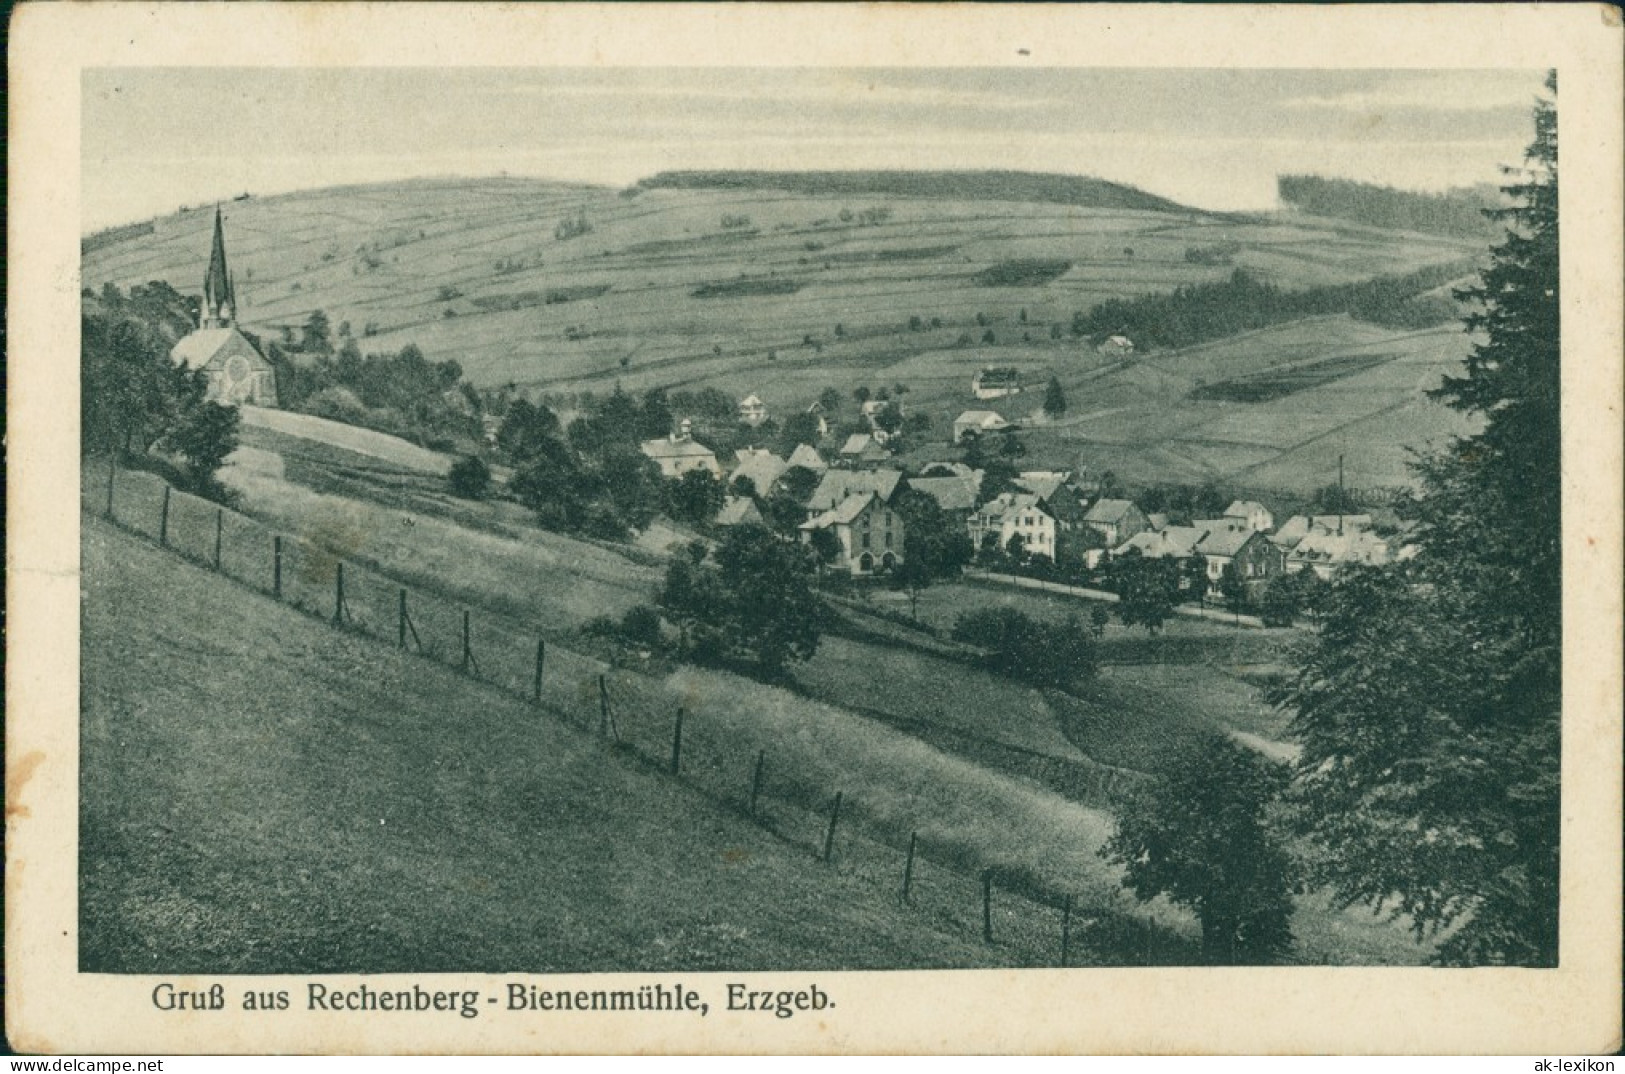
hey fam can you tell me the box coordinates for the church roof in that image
[170,326,264,370]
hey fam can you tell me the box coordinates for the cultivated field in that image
[84,175,1484,491]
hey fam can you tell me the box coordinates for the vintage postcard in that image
[8,2,1622,1056]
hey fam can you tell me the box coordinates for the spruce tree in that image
[1276,73,1560,965]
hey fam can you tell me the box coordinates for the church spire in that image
[202,205,235,328]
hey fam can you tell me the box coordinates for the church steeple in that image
[202,206,235,328]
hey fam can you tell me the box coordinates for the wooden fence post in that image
[822,792,843,863]
[159,486,170,547]
[597,674,609,737]
[273,537,282,599]
[1060,894,1074,968]
[398,589,408,649]
[105,456,116,519]
[749,750,765,816]
[902,831,918,903]
[462,610,472,672]
[213,508,224,571]
[533,639,545,702]
[670,707,684,775]
[333,563,346,624]
[982,870,994,943]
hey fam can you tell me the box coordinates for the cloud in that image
[1283,71,1547,115]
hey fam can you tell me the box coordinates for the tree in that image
[448,455,492,499]
[496,398,563,462]
[668,468,724,526]
[1274,76,1560,966]
[1089,605,1110,640]
[889,489,972,618]
[776,410,823,455]
[1043,375,1067,418]
[853,386,871,406]
[818,387,843,413]
[872,401,904,438]
[1218,561,1249,618]
[1115,556,1178,634]
[301,309,333,354]
[1101,730,1296,964]
[950,608,1096,689]
[161,401,241,495]
[1257,574,1301,627]
[638,387,674,441]
[661,525,822,675]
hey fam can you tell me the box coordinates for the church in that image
[169,207,278,407]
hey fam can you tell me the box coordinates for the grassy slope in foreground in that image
[79,516,1005,973]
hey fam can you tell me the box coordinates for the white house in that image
[971,368,1022,400]
[738,393,769,427]
[639,424,722,480]
[967,492,1057,560]
[1223,500,1275,533]
[953,410,1010,443]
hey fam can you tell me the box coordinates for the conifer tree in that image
[1276,73,1560,966]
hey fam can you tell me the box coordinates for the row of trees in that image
[82,285,241,499]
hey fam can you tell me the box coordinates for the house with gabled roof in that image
[785,442,829,473]
[738,393,769,427]
[799,491,904,575]
[1196,526,1284,598]
[1223,500,1275,533]
[953,409,1010,443]
[968,492,1058,560]
[971,367,1022,400]
[909,472,984,517]
[640,428,722,479]
[714,495,764,529]
[1116,525,1209,561]
[1286,530,1392,580]
[806,468,906,514]
[729,447,787,497]
[837,433,891,467]
[1082,498,1150,547]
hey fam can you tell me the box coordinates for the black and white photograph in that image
[9,2,1622,1056]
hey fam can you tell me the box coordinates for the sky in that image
[82,67,1549,232]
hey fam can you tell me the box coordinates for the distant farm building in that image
[837,433,891,467]
[169,207,278,407]
[1082,498,1150,547]
[1223,500,1275,533]
[953,410,1010,443]
[1097,335,1135,356]
[640,423,722,480]
[738,393,769,427]
[971,367,1023,400]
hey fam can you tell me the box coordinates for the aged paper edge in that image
[7,2,1622,1056]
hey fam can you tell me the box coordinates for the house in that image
[729,447,787,497]
[1082,498,1150,547]
[805,401,831,438]
[1097,335,1135,356]
[908,472,983,516]
[806,468,906,514]
[1115,524,1209,561]
[1224,500,1275,533]
[968,492,1057,560]
[738,393,769,427]
[1286,531,1392,580]
[918,461,976,479]
[860,398,901,436]
[837,433,891,467]
[971,367,1022,400]
[1271,513,1374,552]
[640,425,722,480]
[1196,527,1285,597]
[800,492,904,575]
[785,443,829,473]
[169,208,278,407]
[1015,470,1090,536]
[714,496,764,528]
[953,410,1010,443]
[1146,512,1170,533]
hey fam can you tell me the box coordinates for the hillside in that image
[81,173,1487,492]
[635,169,1196,214]
[79,514,1014,972]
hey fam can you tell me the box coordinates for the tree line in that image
[1071,260,1473,351]
[1278,174,1501,239]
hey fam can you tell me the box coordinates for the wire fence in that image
[90,462,1195,968]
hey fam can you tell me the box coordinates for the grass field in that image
[81,514,1056,972]
[84,174,1486,491]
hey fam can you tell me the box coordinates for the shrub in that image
[619,604,662,647]
[448,455,491,500]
